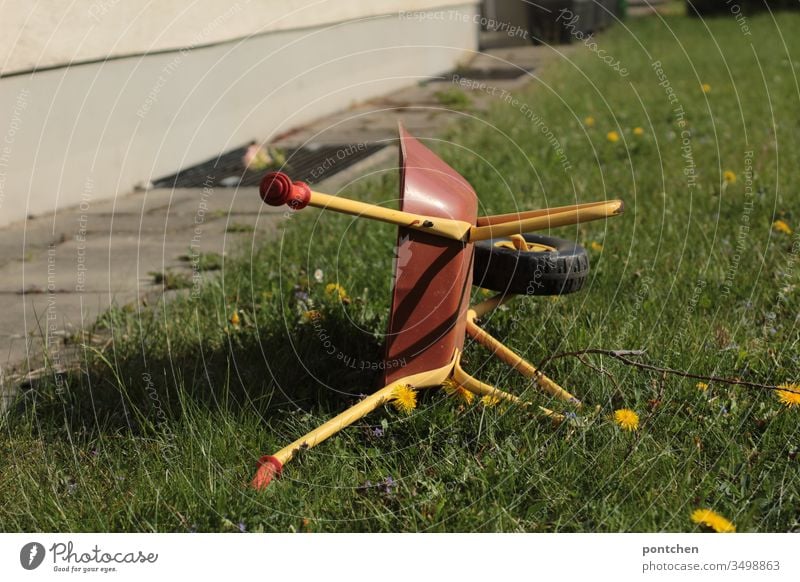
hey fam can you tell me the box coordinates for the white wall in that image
[0,3,480,227]
[1,0,477,74]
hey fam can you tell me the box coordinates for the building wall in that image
[0,3,479,227]
[1,0,477,75]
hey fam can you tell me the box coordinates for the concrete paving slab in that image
[0,289,141,410]
[275,107,453,147]
[0,290,140,340]
[0,237,186,293]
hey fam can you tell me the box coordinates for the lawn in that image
[2,9,799,532]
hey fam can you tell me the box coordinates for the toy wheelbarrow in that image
[252,124,623,489]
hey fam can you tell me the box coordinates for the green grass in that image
[3,12,800,532]
[149,270,193,290]
[225,222,255,233]
[434,87,473,110]
[178,251,224,272]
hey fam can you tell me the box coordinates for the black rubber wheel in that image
[472,234,589,296]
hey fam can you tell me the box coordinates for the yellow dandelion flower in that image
[302,309,321,323]
[391,384,417,414]
[442,378,475,405]
[325,283,348,300]
[633,127,644,136]
[723,170,737,184]
[691,508,736,533]
[606,130,620,143]
[772,219,792,235]
[481,393,502,408]
[701,83,712,94]
[776,383,800,408]
[590,241,604,252]
[613,408,639,431]
[696,382,709,391]
[584,116,595,127]
[229,311,240,327]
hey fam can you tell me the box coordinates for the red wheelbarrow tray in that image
[382,125,477,385]
[251,123,624,489]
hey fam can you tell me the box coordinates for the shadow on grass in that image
[5,310,386,441]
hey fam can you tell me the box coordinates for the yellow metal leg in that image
[251,358,456,490]
[465,309,581,407]
[470,293,514,318]
[452,356,565,422]
[270,384,395,467]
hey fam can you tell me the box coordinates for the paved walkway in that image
[0,44,564,408]
[0,186,282,371]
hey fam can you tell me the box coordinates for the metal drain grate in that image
[152,142,388,189]
[444,67,532,81]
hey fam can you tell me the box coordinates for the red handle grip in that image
[251,455,283,490]
[259,171,311,210]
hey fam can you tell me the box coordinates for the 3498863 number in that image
[731,560,780,571]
